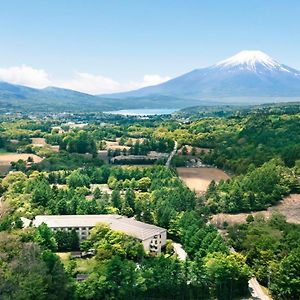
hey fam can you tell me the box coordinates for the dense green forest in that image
[0,165,249,299]
[0,103,299,299]
[206,159,299,213]
[228,213,300,299]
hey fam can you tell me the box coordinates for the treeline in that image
[74,252,250,300]
[205,159,299,213]
[201,108,300,173]
[46,130,97,155]
[129,137,174,155]
[107,137,174,159]
[228,212,300,299]
[0,232,73,299]
[33,151,103,171]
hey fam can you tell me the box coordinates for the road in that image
[249,277,272,300]
[166,141,177,168]
[172,235,271,299]
[172,242,188,261]
[217,229,272,300]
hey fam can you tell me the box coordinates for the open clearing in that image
[0,153,43,164]
[177,167,230,194]
[178,145,211,155]
[104,138,144,151]
[211,194,300,226]
[104,140,130,151]
[31,137,47,147]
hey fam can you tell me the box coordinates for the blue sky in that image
[0,0,299,93]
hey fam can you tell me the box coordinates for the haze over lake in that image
[105,108,178,116]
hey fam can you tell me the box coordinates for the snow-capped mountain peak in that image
[107,50,300,101]
[215,50,282,71]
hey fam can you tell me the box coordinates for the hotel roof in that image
[33,214,166,241]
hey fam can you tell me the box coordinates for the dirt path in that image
[172,242,187,261]
[249,277,272,300]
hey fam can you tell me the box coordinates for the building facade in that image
[32,214,167,253]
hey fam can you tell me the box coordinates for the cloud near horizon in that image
[0,65,51,89]
[128,74,171,90]
[0,65,170,94]
[58,72,122,94]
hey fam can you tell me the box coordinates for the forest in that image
[0,103,299,299]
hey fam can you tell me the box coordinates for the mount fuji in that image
[1,50,300,113]
[108,50,300,103]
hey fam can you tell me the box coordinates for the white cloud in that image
[57,73,171,94]
[128,74,171,90]
[57,72,122,94]
[0,64,171,94]
[0,65,51,88]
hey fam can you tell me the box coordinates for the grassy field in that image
[56,252,97,273]
[76,258,97,273]
[56,252,71,263]
[211,194,300,227]
[177,167,230,194]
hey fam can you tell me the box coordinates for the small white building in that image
[32,214,167,254]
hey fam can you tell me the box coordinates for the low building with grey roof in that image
[32,214,166,254]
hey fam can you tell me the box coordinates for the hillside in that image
[0,82,125,113]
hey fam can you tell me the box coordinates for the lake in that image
[104,108,178,116]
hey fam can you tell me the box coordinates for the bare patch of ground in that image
[0,165,11,175]
[104,140,130,151]
[104,138,144,151]
[98,150,108,161]
[0,153,43,164]
[90,184,112,194]
[0,153,43,175]
[177,167,230,194]
[49,145,60,152]
[178,145,211,155]
[51,184,68,190]
[31,138,47,147]
[211,194,300,226]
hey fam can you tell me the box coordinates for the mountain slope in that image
[0,83,221,113]
[0,82,128,112]
[109,51,300,100]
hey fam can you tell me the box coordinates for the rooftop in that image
[33,214,166,241]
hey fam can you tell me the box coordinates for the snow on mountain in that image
[109,50,300,101]
[214,50,293,73]
[216,50,280,69]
